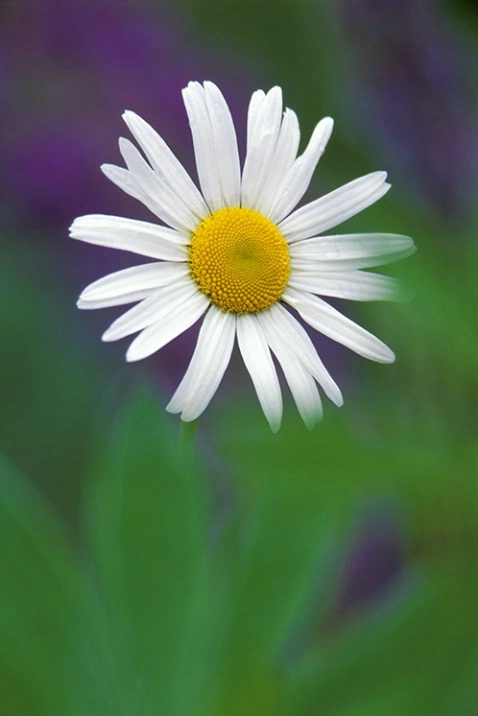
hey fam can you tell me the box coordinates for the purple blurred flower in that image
[0,0,244,233]
[335,508,405,618]
[333,0,477,221]
[281,504,405,666]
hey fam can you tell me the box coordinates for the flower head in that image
[70,81,415,431]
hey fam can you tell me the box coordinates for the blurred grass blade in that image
[84,390,211,716]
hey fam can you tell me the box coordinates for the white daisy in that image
[70,81,415,432]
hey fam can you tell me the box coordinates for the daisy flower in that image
[70,81,415,431]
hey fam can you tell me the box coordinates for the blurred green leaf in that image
[83,390,211,716]
[212,404,478,716]
[207,408,357,715]
[279,566,478,716]
[0,452,112,716]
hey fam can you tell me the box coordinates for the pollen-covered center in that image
[188,207,290,314]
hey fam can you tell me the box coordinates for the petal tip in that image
[101,328,115,343]
[100,163,119,181]
[203,79,219,91]
[125,348,139,362]
[303,410,323,430]
[122,110,140,128]
[266,412,282,433]
[118,136,129,151]
[381,349,396,364]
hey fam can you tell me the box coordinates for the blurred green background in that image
[1,0,477,714]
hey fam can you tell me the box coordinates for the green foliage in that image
[1,388,476,715]
[0,453,109,716]
[0,394,211,716]
[84,392,211,716]
[0,236,105,519]
[212,405,478,716]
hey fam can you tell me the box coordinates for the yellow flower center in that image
[188,207,290,314]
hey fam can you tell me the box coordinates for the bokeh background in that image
[1,0,477,714]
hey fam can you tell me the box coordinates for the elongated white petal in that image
[122,110,209,220]
[236,314,282,432]
[80,262,188,302]
[256,107,301,216]
[203,81,241,207]
[288,233,416,270]
[77,290,151,310]
[279,172,390,241]
[289,269,409,301]
[166,307,236,420]
[258,312,322,429]
[102,278,195,342]
[284,287,395,363]
[246,89,266,141]
[241,86,283,209]
[268,117,334,224]
[119,138,197,231]
[286,361,322,429]
[101,164,151,206]
[182,82,218,211]
[182,82,222,212]
[69,215,188,261]
[260,303,343,407]
[126,290,209,362]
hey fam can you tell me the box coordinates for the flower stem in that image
[178,418,199,476]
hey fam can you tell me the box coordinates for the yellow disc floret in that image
[188,207,290,314]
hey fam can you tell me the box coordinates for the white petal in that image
[260,303,343,407]
[166,307,236,421]
[101,164,151,206]
[102,157,187,232]
[69,214,188,261]
[268,117,334,224]
[126,290,209,362]
[256,107,301,217]
[236,314,282,432]
[119,138,198,232]
[182,82,222,212]
[122,110,209,220]
[246,89,266,139]
[257,312,322,429]
[289,232,416,270]
[77,290,151,310]
[284,287,395,363]
[182,82,218,210]
[79,262,188,302]
[289,269,409,301]
[102,278,195,343]
[241,86,283,210]
[279,172,390,241]
[203,81,241,207]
